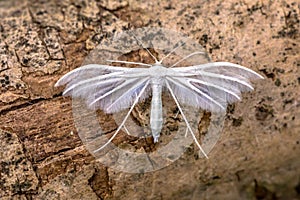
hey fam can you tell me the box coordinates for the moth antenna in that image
[93,80,150,153]
[107,59,152,67]
[159,40,187,64]
[165,80,208,159]
[131,34,159,63]
[170,51,206,68]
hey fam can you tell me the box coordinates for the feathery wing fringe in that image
[55,64,130,87]
[169,62,263,112]
[55,64,150,113]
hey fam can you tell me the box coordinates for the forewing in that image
[55,64,130,87]
[169,62,263,112]
[55,64,151,113]
[173,62,263,80]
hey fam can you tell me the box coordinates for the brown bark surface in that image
[0,0,299,199]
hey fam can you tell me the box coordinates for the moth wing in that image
[89,76,151,113]
[169,62,263,112]
[173,62,263,80]
[55,64,131,87]
[55,64,151,113]
[166,76,226,113]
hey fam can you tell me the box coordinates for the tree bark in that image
[1,0,299,199]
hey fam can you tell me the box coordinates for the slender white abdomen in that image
[150,81,163,143]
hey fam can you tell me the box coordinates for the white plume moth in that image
[55,28,263,159]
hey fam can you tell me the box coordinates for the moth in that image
[55,41,263,158]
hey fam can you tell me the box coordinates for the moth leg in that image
[173,109,189,137]
[93,80,150,153]
[174,109,180,118]
[185,128,189,137]
[122,125,132,136]
[166,80,208,159]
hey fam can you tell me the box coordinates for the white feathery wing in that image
[55,64,152,114]
[168,62,264,112]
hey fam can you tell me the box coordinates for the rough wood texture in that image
[1,0,299,199]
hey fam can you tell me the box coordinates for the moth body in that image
[148,63,177,142]
[150,76,163,143]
